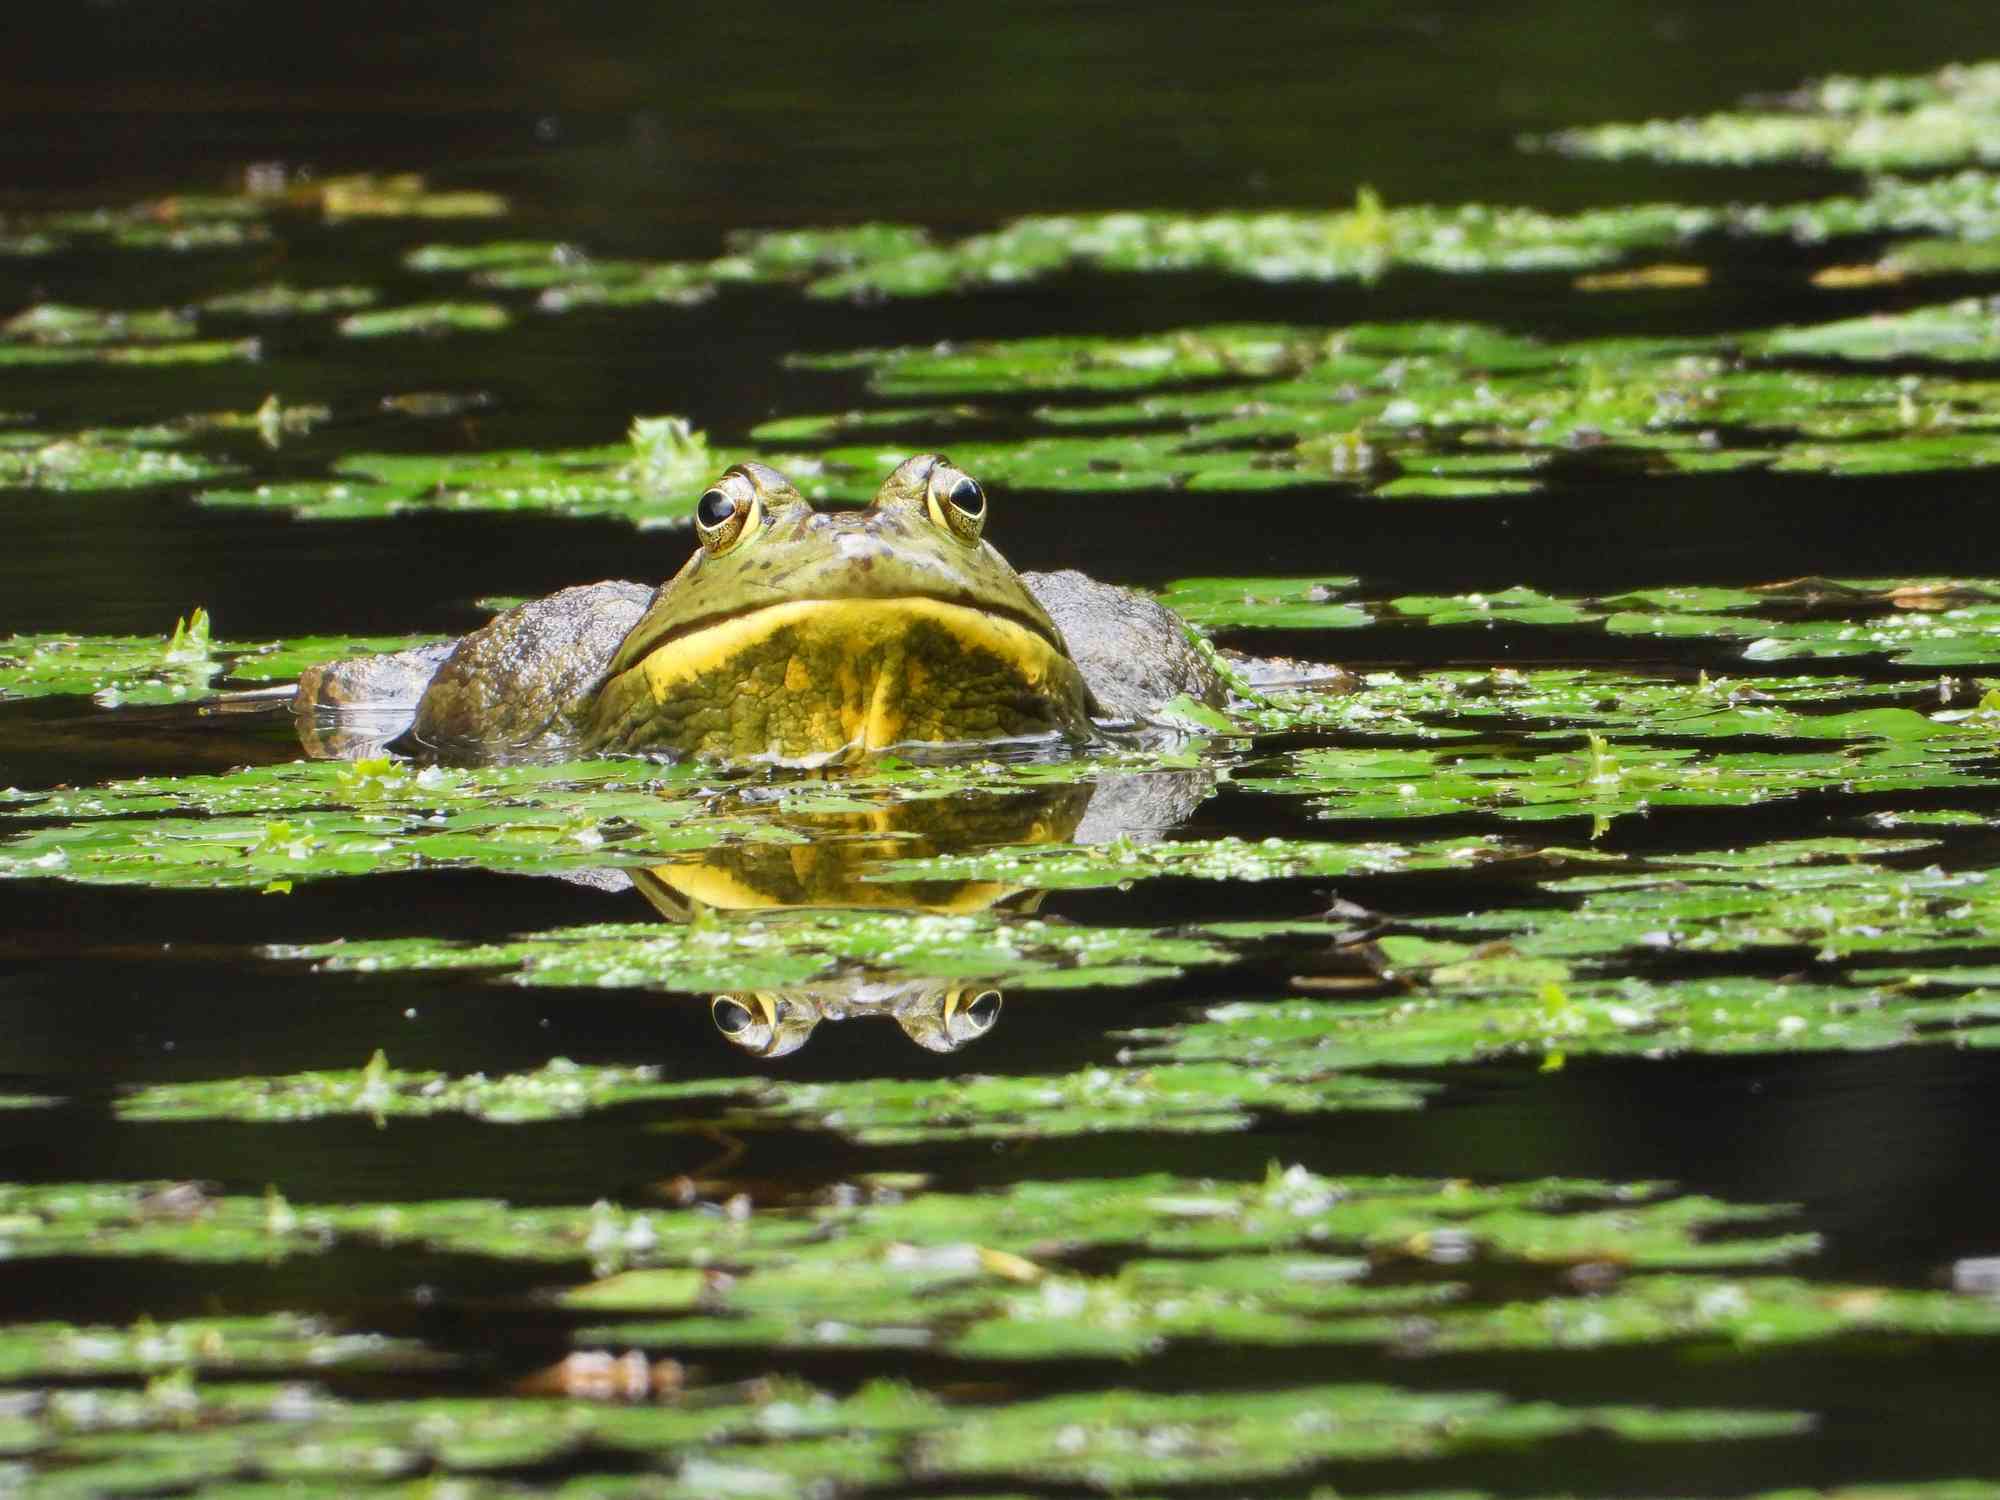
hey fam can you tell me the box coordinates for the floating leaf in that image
[335,301,511,338]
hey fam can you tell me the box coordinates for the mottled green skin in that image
[584,458,1094,756]
[297,460,1235,760]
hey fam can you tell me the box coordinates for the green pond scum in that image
[13,43,2000,1500]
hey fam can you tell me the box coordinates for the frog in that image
[705,983,1004,1058]
[294,452,1336,762]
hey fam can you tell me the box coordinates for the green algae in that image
[3,303,200,346]
[0,1365,1816,1498]
[0,615,437,706]
[0,430,239,492]
[0,610,226,706]
[0,758,745,887]
[1758,298,2000,363]
[409,196,1713,311]
[1244,721,1992,824]
[0,1163,1980,1494]
[404,240,574,273]
[0,403,363,491]
[748,196,1722,301]
[201,283,381,318]
[864,832,1516,890]
[912,1384,1805,1490]
[769,316,2000,504]
[117,1053,742,1125]
[0,300,257,367]
[196,417,725,525]
[754,1057,1428,1144]
[1552,60,2000,172]
[0,740,1190,891]
[1154,575,1370,630]
[335,301,512,339]
[0,175,491,273]
[1172,572,2000,672]
[571,1169,1829,1362]
[0,1314,433,1383]
[1870,236,2000,279]
[295,909,1243,997]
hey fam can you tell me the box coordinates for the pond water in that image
[8,6,2000,1496]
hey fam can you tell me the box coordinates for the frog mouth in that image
[598,595,1090,755]
[617,591,1069,671]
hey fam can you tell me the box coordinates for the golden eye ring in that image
[924,463,987,545]
[694,473,762,555]
[712,993,760,1036]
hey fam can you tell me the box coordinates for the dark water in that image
[8,3,2000,1493]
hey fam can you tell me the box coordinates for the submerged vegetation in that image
[13,52,2000,1500]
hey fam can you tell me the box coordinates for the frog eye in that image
[963,988,1002,1031]
[924,463,987,545]
[712,992,776,1053]
[942,986,1002,1046]
[694,473,761,555]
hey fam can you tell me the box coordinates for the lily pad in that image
[117,1053,747,1125]
[753,194,1723,301]
[201,283,381,318]
[0,302,255,366]
[297,909,1241,994]
[0,1314,432,1383]
[0,758,745,888]
[0,427,240,492]
[335,301,511,339]
[1551,60,2000,172]
[912,1383,1805,1490]
[0,616,437,705]
[1757,298,2000,363]
[196,417,730,526]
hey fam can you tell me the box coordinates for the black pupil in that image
[946,477,984,516]
[713,998,754,1034]
[966,990,1001,1026]
[697,488,737,530]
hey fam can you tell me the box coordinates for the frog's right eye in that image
[697,488,734,528]
[694,473,761,555]
[923,461,988,545]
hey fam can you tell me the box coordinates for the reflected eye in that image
[936,986,1003,1049]
[694,475,759,555]
[925,463,987,544]
[712,995,756,1035]
[964,989,1002,1030]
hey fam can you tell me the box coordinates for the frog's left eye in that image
[924,464,987,544]
[694,472,762,556]
[943,986,1003,1047]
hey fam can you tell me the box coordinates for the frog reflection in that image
[621,784,1087,1057]
[582,766,1168,1058]
[707,982,1005,1058]
[627,783,1088,921]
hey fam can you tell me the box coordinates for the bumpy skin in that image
[586,457,1093,759]
[1022,569,1226,720]
[292,458,1240,760]
[295,571,1230,757]
[409,581,651,750]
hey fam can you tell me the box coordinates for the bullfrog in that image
[296,452,1324,762]
[706,983,1005,1058]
